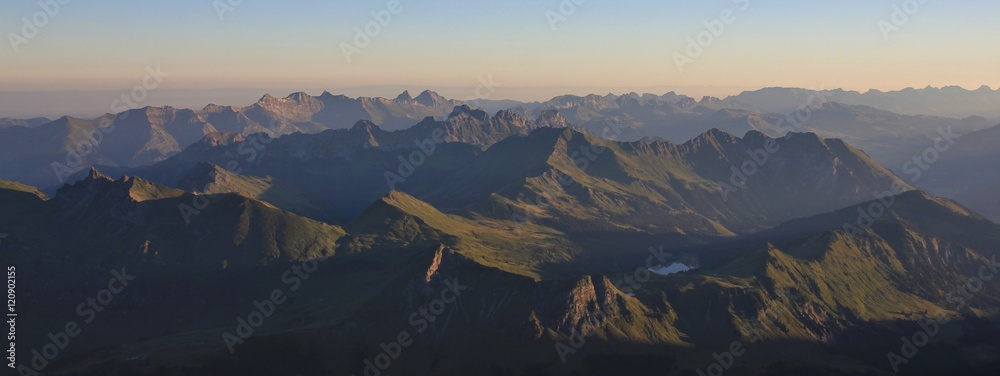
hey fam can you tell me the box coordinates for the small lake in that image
[649,263,694,276]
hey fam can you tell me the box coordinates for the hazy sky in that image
[2,0,999,101]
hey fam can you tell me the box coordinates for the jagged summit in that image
[686,127,739,146]
[394,90,414,102]
[699,96,722,106]
[56,167,185,205]
[492,109,530,128]
[414,89,445,107]
[448,105,489,121]
[535,110,567,128]
[88,166,111,181]
[350,119,381,131]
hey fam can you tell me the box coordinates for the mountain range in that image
[509,93,993,165]
[2,87,995,192]
[0,90,461,188]
[3,87,1000,375]
[4,169,999,375]
[723,86,1000,118]
[78,117,908,238]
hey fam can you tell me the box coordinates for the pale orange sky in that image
[2,0,999,101]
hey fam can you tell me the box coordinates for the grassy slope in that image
[0,179,47,199]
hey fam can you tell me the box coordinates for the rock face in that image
[535,110,568,128]
[543,275,627,334]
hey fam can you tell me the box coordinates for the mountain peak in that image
[394,90,413,102]
[348,120,382,148]
[781,131,825,144]
[493,109,529,125]
[448,105,489,121]
[699,96,722,105]
[88,167,111,182]
[257,93,277,103]
[350,119,381,132]
[535,110,568,128]
[285,92,313,102]
[676,97,698,108]
[415,90,445,106]
[383,190,417,203]
[57,169,184,206]
[346,190,454,243]
[742,129,769,142]
[692,128,738,144]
